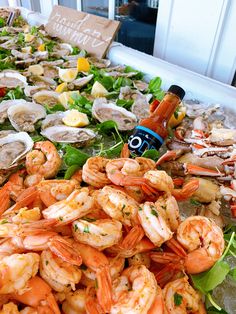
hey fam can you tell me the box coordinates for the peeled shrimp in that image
[138,202,173,246]
[62,289,86,314]
[37,179,77,207]
[177,216,224,274]
[97,186,140,226]
[0,253,39,294]
[25,141,62,179]
[42,188,94,225]
[135,157,156,176]
[144,170,174,194]
[12,276,60,314]
[163,276,206,313]
[155,194,180,231]
[40,249,82,292]
[111,265,158,314]
[82,156,111,188]
[72,218,122,250]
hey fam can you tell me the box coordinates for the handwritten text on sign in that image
[45,5,120,58]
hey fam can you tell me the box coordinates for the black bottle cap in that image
[168,85,185,100]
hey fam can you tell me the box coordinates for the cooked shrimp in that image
[110,265,158,314]
[148,286,165,314]
[135,157,156,176]
[155,194,181,231]
[24,174,43,188]
[81,256,125,287]
[144,170,174,194]
[176,216,224,274]
[0,253,39,294]
[0,302,20,314]
[72,218,122,250]
[0,238,25,258]
[72,242,112,313]
[128,252,151,268]
[40,249,82,292]
[62,289,86,314]
[97,186,140,226]
[11,207,41,223]
[37,179,76,207]
[106,158,154,192]
[12,276,60,314]
[82,156,111,188]
[163,276,206,313]
[42,188,94,225]
[25,141,62,179]
[138,202,173,246]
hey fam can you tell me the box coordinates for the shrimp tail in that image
[85,287,103,314]
[43,293,61,314]
[120,143,130,158]
[12,187,39,212]
[120,225,145,249]
[147,287,165,313]
[0,184,10,216]
[184,248,217,274]
[165,238,187,257]
[49,236,82,266]
[154,263,184,288]
[96,265,113,313]
[150,252,183,264]
[172,179,199,201]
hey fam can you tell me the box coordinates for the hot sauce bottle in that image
[128,85,185,155]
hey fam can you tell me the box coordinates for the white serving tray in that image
[18,7,236,111]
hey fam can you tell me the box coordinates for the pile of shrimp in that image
[0,140,225,313]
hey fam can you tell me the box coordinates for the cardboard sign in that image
[45,5,120,58]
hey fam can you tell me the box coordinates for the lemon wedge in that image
[77,57,90,72]
[58,91,80,108]
[168,104,186,128]
[28,64,44,76]
[91,81,108,98]
[24,34,35,42]
[58,68,78,83]
[55,82,68,93]
[38,44,45,52]
[63,110,89,127]
[21,46,32,53]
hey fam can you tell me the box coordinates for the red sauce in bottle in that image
[128,85,185,155]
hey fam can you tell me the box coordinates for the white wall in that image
[154,0,236,85]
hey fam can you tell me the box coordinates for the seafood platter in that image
[0,5,236,314]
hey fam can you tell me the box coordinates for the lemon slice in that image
[58,68,78,83]
[38,44,45,52]
[55,82,68,93]
[28,64,44,76]
[24,34,35,42]
[168,103,186,128]
[58,91,80,108]
[63,110,89,127]
[77,57,90,72]
[91,81,108,98]
[22,46,32,53]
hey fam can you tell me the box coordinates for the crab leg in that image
[185,164,224,176]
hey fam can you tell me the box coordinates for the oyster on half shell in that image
[41,125,96,146]
[33,90,60,107]
[0,132,34,170]
[0,99,27,124]
[0,71,27,88]
[41,112,65,130]
[8,102,46,132]
[92,98,137,131]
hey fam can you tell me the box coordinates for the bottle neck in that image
[151,93,180,123]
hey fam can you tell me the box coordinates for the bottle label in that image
[128,126,164,155]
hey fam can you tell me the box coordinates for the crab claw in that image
[185,164,224,176]
[172,178,199,201]
[156,150,182,166]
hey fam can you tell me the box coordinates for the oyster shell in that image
[43,66,58,79]
[68,74,94,89]
[92,98,137,131]
[88,57,111,69]
[0,71,27,88]
[8,102,46,132]
[11,49,31,59]
[0,130,17,139]
[0,132,34,170]
[33,90,60,107]
[131,97,150,120]
[24,85,50,97]
[133,80,148,92]
[40,60,64,66]
[29,75,57,87]
[41,125,96,145]
[0,99,27,124]
[41,112,65,130]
